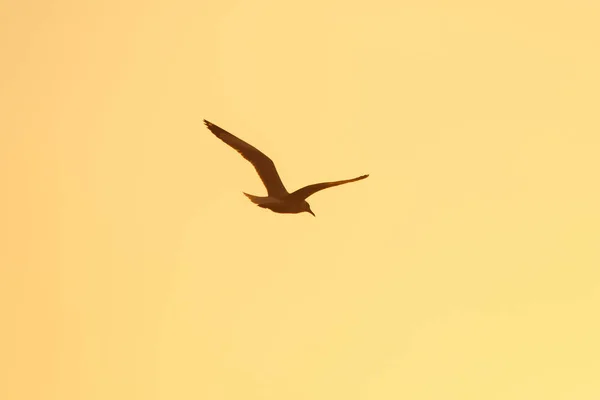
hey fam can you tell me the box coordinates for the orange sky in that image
[1,1,599,399]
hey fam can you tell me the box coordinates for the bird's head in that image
[303,201,315,217]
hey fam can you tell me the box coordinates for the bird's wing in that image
[204,120,288,197]
[289,174,369,200]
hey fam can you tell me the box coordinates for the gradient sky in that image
[1,1,599,399]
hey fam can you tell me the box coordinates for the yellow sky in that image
[1,1,599,399]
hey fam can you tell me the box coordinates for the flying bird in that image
[204,119,368,217]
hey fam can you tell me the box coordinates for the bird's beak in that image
[308,210,315,217]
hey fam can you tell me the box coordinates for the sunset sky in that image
[1,1,599,399]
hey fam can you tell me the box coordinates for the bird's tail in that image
[243,192,265,206]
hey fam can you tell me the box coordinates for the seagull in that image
[204,119,368,217]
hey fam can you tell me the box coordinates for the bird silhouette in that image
[204,119,368,217]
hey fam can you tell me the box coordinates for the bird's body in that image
[243,194,304,214]
[204,119,368,216]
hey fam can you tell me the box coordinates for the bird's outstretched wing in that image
[204,120,288,197]
[289,174,369,200]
